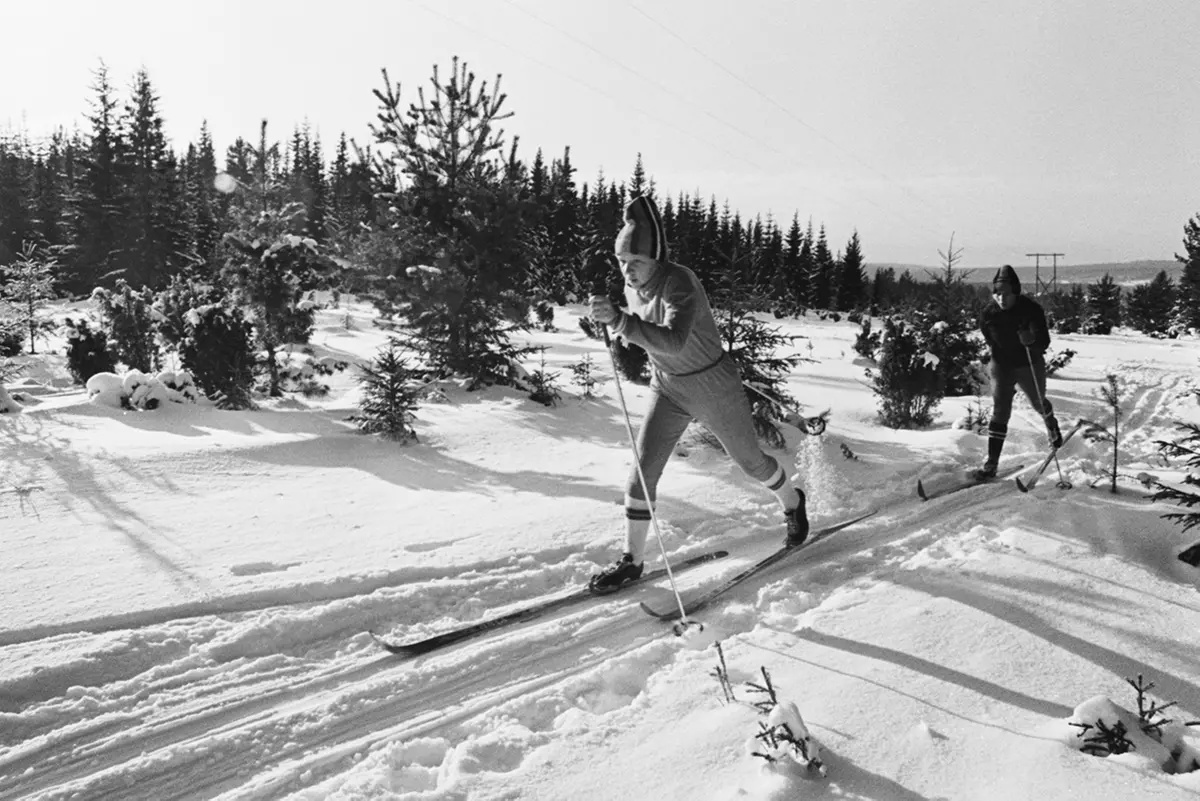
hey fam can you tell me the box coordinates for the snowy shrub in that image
[0,312,24,357]
[1045,347,1076,376]
[157,370,200,403]
[178,302,257,410]
[122,370,172,410]
[63,317,118,385]
[92,280,159,372]
[86,369,199,410]
[1064,676,1199,775]
[852,317,881,361]
[745,666,827,777]
[0,382,21,414]
[349,339,422,442]
[85,372,127,409]
[870,316,943,429]
[270,349,348,397]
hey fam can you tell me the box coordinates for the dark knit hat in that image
[992,264,1021,294]
[615,195,669,261]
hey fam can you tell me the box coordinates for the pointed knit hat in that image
[992,264,1021,294]
[614,195,669,261]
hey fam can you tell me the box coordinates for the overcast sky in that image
[3,0,1197,267]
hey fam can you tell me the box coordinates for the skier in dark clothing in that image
[976,265,1063,480]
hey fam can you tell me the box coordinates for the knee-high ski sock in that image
[623,495,651,564]
[763,464,800,511]
[987,431,1005,465]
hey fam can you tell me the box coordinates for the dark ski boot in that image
[589,553,644,595]
[785,489,809,547]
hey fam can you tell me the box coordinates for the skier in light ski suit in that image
[587,195,808,593]
[976,264,1063,479]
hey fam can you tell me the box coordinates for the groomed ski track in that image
[2,478,1037,801]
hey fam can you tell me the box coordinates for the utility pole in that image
[1025,252,1064,296]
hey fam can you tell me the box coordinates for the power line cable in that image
[405,0,778,181]
[509,0,944,240]
[499,0,857,216]
[628,2,946,224]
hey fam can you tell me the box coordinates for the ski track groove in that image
[7,603,663,801]
[2,477,1035,801]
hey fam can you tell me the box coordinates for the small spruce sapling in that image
[349,339,423,442]
[1152,422,1200,535]
[710,641,735,704]
[1127,674,1181,741]
[0,241,58,355]
[1069,718,1136,757]
[1082,373,1123,493]
[745,666,827,776]
[568,353,606,399]
[525,349,563,407]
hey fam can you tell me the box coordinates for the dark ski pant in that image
[626,356,780,504]
[986,358,1053,463]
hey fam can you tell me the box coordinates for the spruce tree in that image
[808,225,834,310]
[547,146,583,302]
[836,230,867,311]
[1175,213,1200,333]
[1082,273,1122,335]
[782,214,806,311]
[219,123,334,396]
[367,58,538,386]
[117,68,187,289]
[71,62,125,293]
[350,338,422,442]
[1125,270,1176,337]
[0,134,36,266]
[629,153,648,201]
[920,234,985,396]
[0,241,58,354]
[32,133,74,252]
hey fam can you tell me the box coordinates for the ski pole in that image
[1025,343,1070,490]
[588,285,697,633]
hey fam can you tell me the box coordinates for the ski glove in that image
[589,295,622,326]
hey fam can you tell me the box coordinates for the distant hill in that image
[866,260,1180,288]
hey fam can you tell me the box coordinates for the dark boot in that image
[972,461,998,481]
[785,489,809,547]
[589,553,644,595]
[1045,414,1063,449]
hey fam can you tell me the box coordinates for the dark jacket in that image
[979,295,1051,369]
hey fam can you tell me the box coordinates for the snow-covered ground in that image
[2,298,1199,801]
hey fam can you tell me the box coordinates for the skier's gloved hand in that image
[589,295,621,326]
[1018,327,1036,346]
